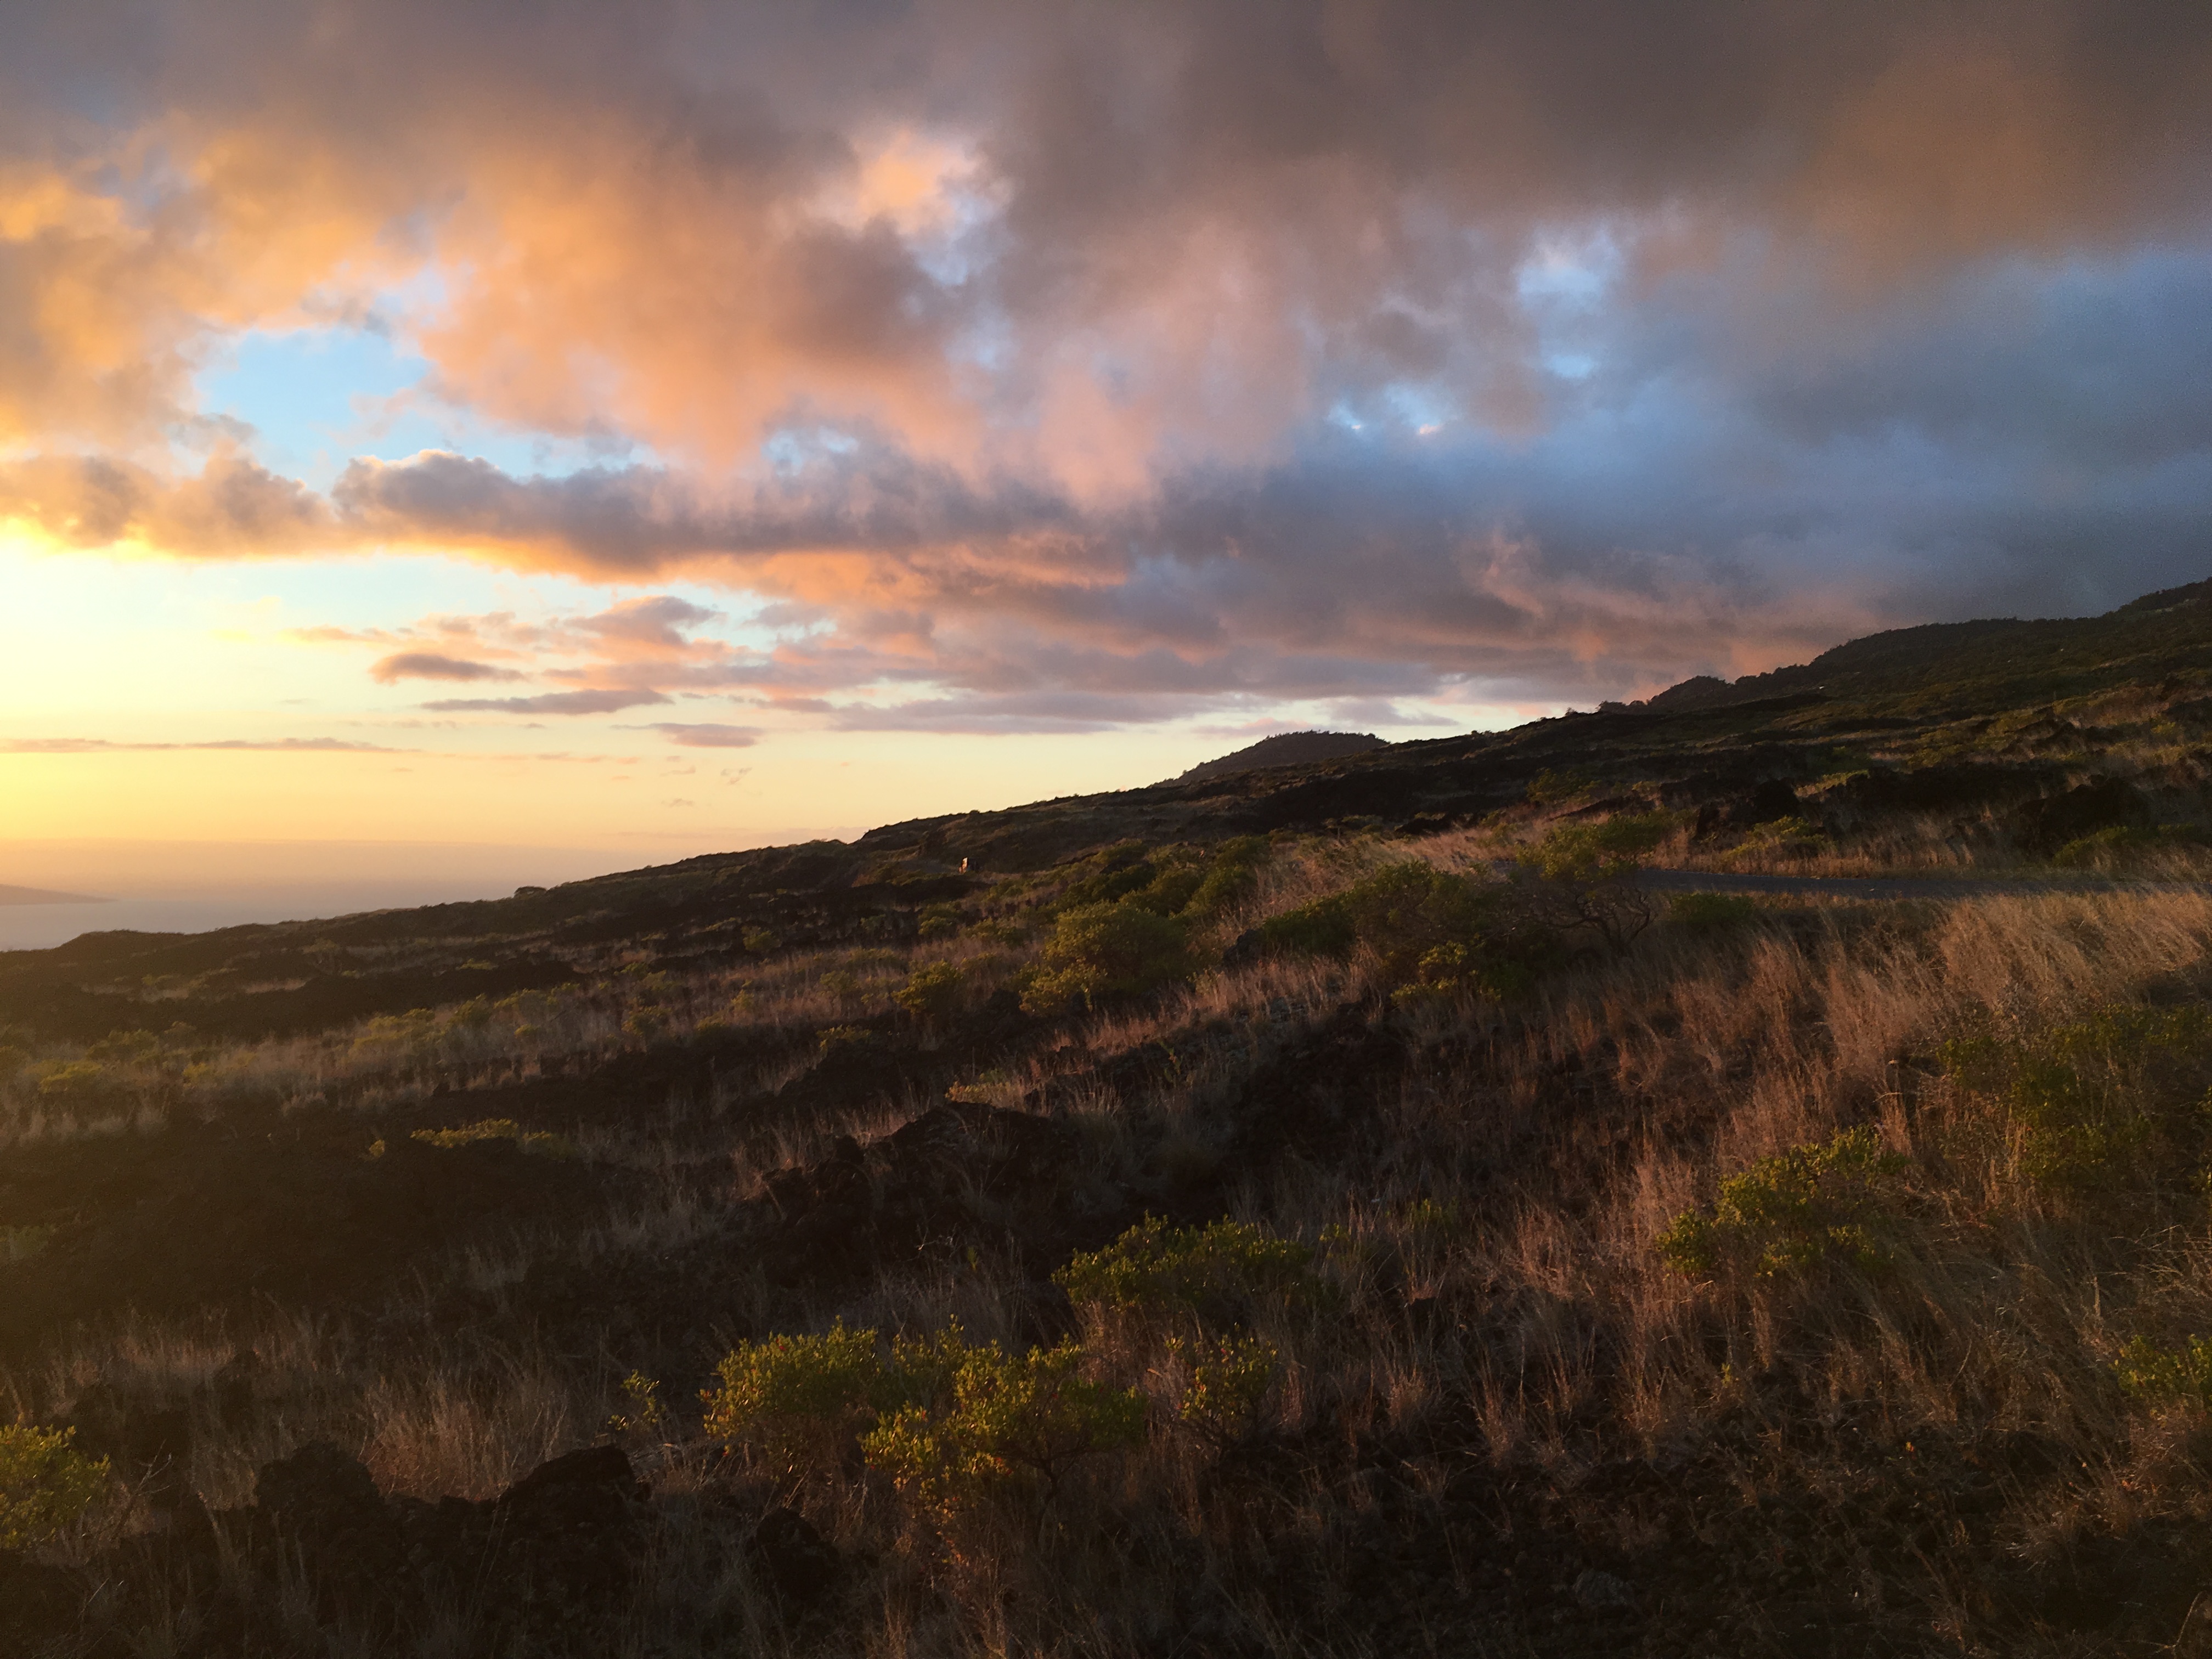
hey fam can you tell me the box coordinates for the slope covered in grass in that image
[7,580,2212,1655]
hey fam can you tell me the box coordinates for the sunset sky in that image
[4,1,2210,917]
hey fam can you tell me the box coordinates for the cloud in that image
[420,688,674,715]
[0,1,2209,718]
[0,736,405,753]
[369,651,523,684]
[647,723,763,748]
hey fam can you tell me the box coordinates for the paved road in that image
[1635,868,2209,902]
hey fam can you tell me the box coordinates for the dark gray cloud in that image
[369,651,521,684]
[647,723,764,748]
[420,689,673,716]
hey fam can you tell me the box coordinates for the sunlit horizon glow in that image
[4,2,2209,908]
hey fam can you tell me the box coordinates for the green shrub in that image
[1056,838,1269,924]
[84,1029,160,1064]
[621,1006,670,1040]
[1723,816,1825,861]
[816,1024,878,1058]
[1387,941,1537,1008]
[703,1323,885,1480]
[1526,768,1597,806]
[449,996,496,1031]
[1055,1216,1318,1321]
[1262,861,1561,992]
[1667,891,1762,930]
[2054,824,2206,869]
[2115,1334,2212,1408]
[917,902,962,940]
[1942,1005,2212,1189]
[1020,904,1190,1014]
[0,1425,110,1549]
[1184,836,1270,914]
[1507,813,1676,949]
[861,1334,1144,1513]
[1255,893,1358,960]
[1056,842,1161,910]
[410,1119,580,1160]
[1657,1127,1906,1280]
[1516,811,1674,883]
[895,962,967,1023]
[706,1322,1145,1517]
[1167,1331,1279,1446]
[606,1371,667,1436]
[741,927,780,954]
[36,1060,114,1101]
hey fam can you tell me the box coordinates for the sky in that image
[3,1,2210,921]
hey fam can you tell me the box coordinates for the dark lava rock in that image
[2020,777,2153,850]
[1729,777,1801,826]
[67,1382,193,1509]
[0,1549,82,1649]
[255,1441,409,1618]
[1572,1568,1638,1613]
[748,1506,844,1606]
[755,1101,1094,1294]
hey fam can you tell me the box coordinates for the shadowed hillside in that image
[6,583,2212,1655]
[1169,729,1386,785]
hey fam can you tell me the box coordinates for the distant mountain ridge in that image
[1170,730,1386,785]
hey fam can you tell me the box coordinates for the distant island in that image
[0,883,109,906]
[1169,728,1386,785]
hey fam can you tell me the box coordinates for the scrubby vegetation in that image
[10,582,2212,1653]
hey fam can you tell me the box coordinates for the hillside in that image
[1169,729,1386,785]
[4,580,2212,1656]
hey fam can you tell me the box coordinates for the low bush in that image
[2053,823,2208,869]
[1511,812,1679,948]
[1165,1331,1280,1447]
[1516,811,1674,883]
[702,1323,883,1482]
[2114,1334,2212,1409]
[36,1060,114,1101]
[1657,1127,1907,1280]
[410,1119,580,1160]
[1387,940,1538,1008]
[0,1424,109,1550]
[1525,767,1598,806]
[862,1335,1145,1517]
[895,961,967,1024]
[704,1323,1145,1523]
[606,1372,667,1437]
[1260,861,1555,994]
[1722,816,1826,862]
[1942,1005,2212,1190]
[1055,1215,1318,1322]
[84,1029,160,1064]
[1055,842,1161,910]
[1183,836,1271,915]
[1020,904,1191,1014]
